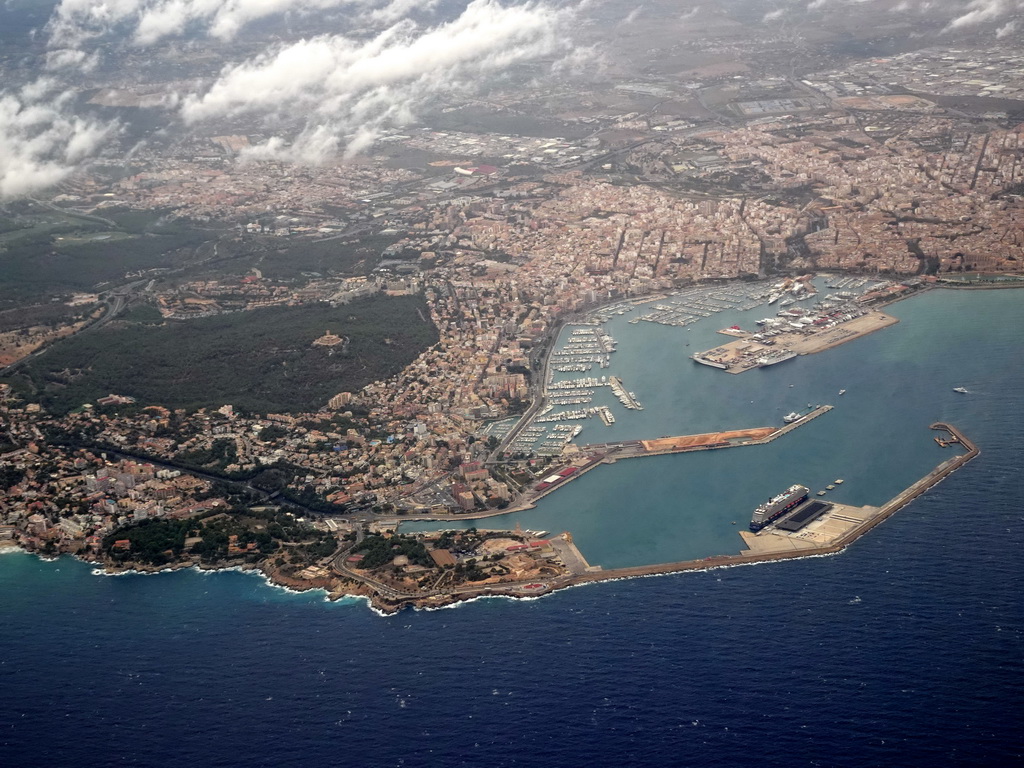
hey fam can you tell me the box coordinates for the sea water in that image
[405,288,1010,567]
[1,288,1021,766]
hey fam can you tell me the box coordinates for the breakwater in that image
[373,422,978,611]
[406,406,834,527]
[561,422,978,586]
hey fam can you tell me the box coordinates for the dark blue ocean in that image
[2,288,1022,767]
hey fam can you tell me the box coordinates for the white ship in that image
[750,484,810,531]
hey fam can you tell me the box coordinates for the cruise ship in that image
[750,484,810,531]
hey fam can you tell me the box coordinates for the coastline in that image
[562,423,978,588]
[693,310,901,374]
[4,278,1009,615]
[396,405,834,526]
[5,423,978,615]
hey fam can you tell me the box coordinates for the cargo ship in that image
[749,484,810,531]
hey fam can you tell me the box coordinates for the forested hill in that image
[6,295,438,414]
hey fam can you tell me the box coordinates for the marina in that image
[408,285,1011,573]
[625,283,784,327]
[500,275,911,459]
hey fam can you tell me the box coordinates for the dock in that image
[760,405,832,442]
[693,311,899,374]
[561,422,978,586]
[548,532,600,575]
[585,404,832,459]
[608,375,643,410]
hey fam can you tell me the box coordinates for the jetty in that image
[693,311,899,374]
[378,421,976,612]
[561,423,978,586]
[584,405,832,460]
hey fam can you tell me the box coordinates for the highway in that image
[0,279,144,377]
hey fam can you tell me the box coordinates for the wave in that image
[414,549,853,613]
[419,592,549,612]
[91,566,168,577]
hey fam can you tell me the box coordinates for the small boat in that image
[783,412,801,423]
[834,479,844,484]
[817,490,827,496]
[826,484,836,490]
[953,387,969,394]
[838,389,846,395]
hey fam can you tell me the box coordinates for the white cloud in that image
[945,0,1024,30]
[240,125,342,164]
[45,0,450,48]
[763,8,787,21]
[623,5,644,24]
[366,0,440,25]
[806,0,875,10]
[181,0,578,162]
[678,6,700,25]
[996,18,1017,34]
[0,80,119,200]
[44,47,101,72]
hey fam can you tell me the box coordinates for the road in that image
[329,538,570,605]
[0,279,146,377]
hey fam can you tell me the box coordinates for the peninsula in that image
[0,400,978,613]
[3,0,1022,610]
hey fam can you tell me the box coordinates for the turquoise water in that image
[406,288,1020,568]
[2,287,1022,768]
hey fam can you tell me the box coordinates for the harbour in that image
[563,422,978,586]
[395,419,979,606]
[498,275,912,458]
[691,310,901,374]
[408,285,1004,570]
[340,417,979,614]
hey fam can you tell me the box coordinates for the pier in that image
[760,404,832,442]
[692,311,899,374]
[583,405,833,460]
[379,423,979,612]
[608,375,643,410]
[561,423,978,587]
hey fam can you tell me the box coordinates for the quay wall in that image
[759,405,833,443]
[563,423,978,586]
[406,407,834,525]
